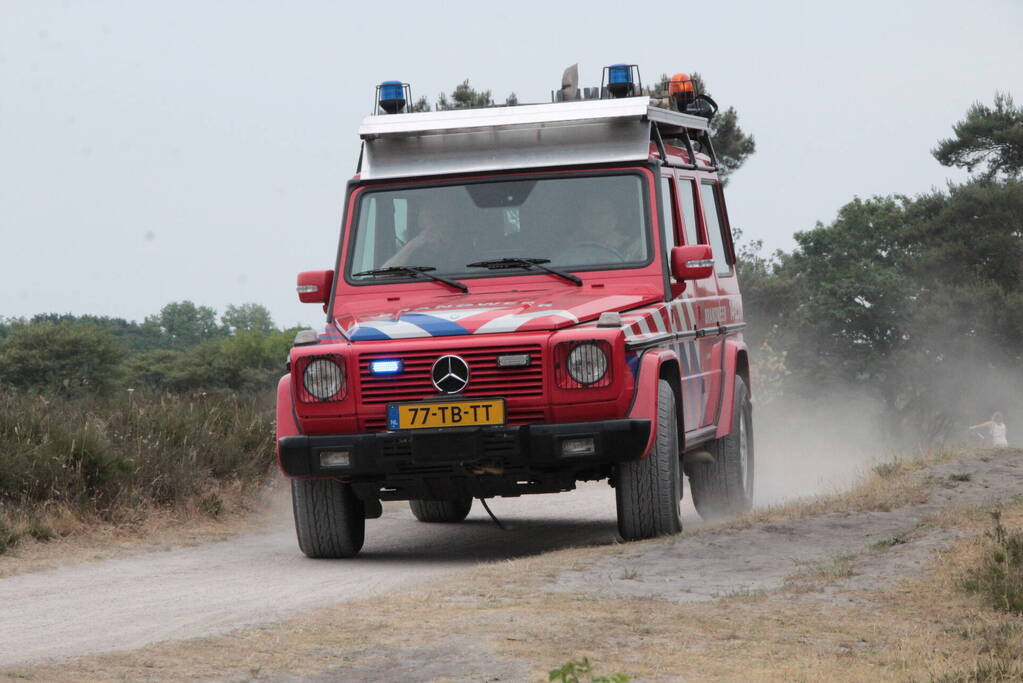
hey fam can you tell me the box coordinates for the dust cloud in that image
[752,389,892,507]
[749,351,1022,508]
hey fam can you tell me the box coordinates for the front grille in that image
[358,344,545,431]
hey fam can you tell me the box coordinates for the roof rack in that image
[357,97,715,180]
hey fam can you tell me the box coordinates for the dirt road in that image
[0,483,700,667]
[0,440,890,669]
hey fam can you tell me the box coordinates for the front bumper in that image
[278,419,650,499]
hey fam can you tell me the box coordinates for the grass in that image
[872,531,910,549]
[950,473,973,482]
[873,458,903,478]
[0,389,274,554]
[549,658,630,683]
[957,510,1023,615]
[783,551,858,592]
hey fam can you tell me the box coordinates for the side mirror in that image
[670,245,714,281]
[296,270,334,304]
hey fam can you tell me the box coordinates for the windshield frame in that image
[340,167,657,289]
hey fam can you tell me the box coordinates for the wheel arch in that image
[276,374,302,475]
[658,359,686,445]
[627,348,681,459]
[714,339,751,439]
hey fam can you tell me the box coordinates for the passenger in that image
[969,412,1009,447]
[383,197,463,270]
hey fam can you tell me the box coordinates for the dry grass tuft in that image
[783,551,858,592]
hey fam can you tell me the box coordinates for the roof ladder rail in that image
[650,122,667,163]
[680,130,698,170]
[699,130,719,170]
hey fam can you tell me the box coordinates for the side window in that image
[700,183,732,276]
[677,178,699,246]
[351,197,377,273]
[659,177,678,251]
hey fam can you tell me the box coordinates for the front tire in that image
[688,375,754,520]
[291,479,366,558]
[409,496,473,523]
[616,379,682,540]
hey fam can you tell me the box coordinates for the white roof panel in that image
[357,97,709,180]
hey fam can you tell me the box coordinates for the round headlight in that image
[303,358,345,400]
[567,343,608,385]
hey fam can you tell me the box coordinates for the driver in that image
[383,196,462,270]
[563,198,645,263]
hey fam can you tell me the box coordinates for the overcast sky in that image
[2,0,1021,328]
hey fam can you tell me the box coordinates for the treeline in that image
[742,93,1023,444]
[0,301,298,396]
[0,302,288,549]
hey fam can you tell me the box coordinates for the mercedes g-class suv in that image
[277,66,752,557]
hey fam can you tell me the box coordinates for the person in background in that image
[969,412,1009,447]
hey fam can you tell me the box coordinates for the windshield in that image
[347,173,650,281]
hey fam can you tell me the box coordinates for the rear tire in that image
[291,479,365,558]
[616,379,682,540]
[688,375,754,520]
[409,496,473,523]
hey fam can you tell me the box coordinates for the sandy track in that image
[547,450,1023,602]
[0,437,901,668]
[0,483,701,667]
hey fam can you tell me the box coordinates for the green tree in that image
[0,317,16,342]
[145,301,222,349]
[0,323,124,394]
[409,95,431,113]
[27,312,164,354]
[933,92,1023,179]
[222,303,276,336]
[782,196,912,392]
[436,80,494,110]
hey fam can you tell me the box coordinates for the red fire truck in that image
[277,65,753,558]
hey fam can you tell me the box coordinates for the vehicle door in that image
[660,172,708,433]
[673,174,731,431]
[692,178,739,429]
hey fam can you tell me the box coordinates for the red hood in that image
[333,288,661,341]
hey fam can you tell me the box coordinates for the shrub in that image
[0,389,274,520]
[0,322,124,394]
[123,331,293,393]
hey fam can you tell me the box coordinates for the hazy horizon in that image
[2,0,1021,328]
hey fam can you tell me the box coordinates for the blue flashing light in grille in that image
[370,359,403,375]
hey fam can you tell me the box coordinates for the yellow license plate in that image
[386,399,505,430]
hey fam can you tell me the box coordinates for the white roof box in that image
[357,97,709,180]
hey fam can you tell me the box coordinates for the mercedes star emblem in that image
[431,355,470,394]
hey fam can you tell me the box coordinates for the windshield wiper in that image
[465,257,583,286]
[353,266,469,293]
